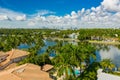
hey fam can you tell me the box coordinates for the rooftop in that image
[42,64,54,72]
[0,63,52,80]
[4,63,17,70]
[0,49,30,66]
[0,51,8,57]
[6,49,30,60]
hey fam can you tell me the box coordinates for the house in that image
[0,63,52,80]
[7,49,30,62]
[0,51,9,63]
[0,49,30,70]
[91,36,102,40]
[69,33,79,39]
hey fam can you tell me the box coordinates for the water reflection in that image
[97,46,120,67]
[18,40,120,67]
[18,44,30,49]
[38,40,56,54]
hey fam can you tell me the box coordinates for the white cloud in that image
[0,7,25,20]
[0,15,9,20]
[101,0,120,12]
[28,21,36,26]
[71,11,78,19]
[34,10,55,16]
[81,8,85,13]
[64,14,71,19]
[15,15,26,21]
[0,0,120,29]
[91,7,96,11]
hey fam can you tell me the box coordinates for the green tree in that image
[100,59,115,73]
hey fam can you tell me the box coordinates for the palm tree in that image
[77,62,100,80]
[52,43,96,79]
[52,52,76,80]
[100,59,115,73]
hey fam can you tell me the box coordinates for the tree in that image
[18,53,51,67]
[52,52,76,80]
[77,62,100,80]
[100,59,115,73]
[51,42,96,79]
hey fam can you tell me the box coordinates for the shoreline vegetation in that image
[47,37,120,45]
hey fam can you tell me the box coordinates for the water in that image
[75,69,80,75]
[68,69,80,76]
[96,46,120,67]
[18,43,35,49]
[38,40,56,54]
[18,44,30,49]
[18,40,56,57]
[18,40,120,67]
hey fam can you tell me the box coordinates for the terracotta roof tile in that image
[0,51,8,57]
[42,64,54,72]
[0,63,52,80]
[7,49,30,60]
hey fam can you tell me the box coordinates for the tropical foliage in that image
[18,53,51,67]
[100,59,115,73]
[50,42,96,79]
[77,62,100,80]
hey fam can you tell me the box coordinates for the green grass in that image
[109,72,120,76]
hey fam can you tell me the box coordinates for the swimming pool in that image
[74,69,80,76]
[68,69,80,76]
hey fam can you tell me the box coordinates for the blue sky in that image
[0,0,120,29]
[0,0,103,15]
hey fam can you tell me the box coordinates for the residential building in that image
[69,33,79,39]
[0,49,30,70]
[91,36,102,40]
[0,63,52,80]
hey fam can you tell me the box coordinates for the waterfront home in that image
[91,36,102,41]
[69,33,79,39]
[0,63,52,80]
[0,49,30,70]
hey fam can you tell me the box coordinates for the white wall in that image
[97,69,120,80]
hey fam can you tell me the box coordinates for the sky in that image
[0,0,120,29]
[0,0,102,15]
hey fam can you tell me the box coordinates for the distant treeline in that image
[0,28,56,35]
[0,28,120,40]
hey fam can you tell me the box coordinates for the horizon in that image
[0,0,120,29]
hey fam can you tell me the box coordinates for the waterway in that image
[96,45,120,67]
[18,40,120,67]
